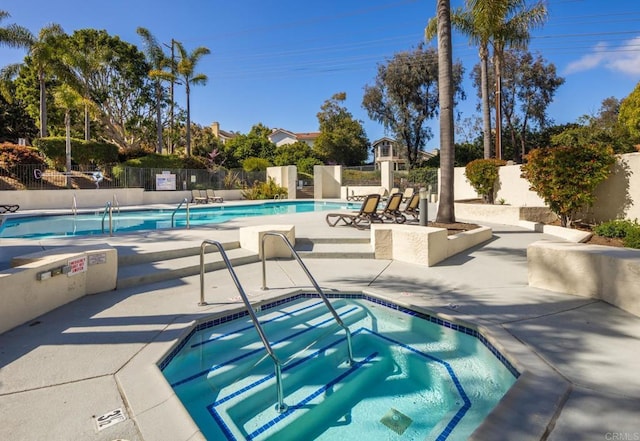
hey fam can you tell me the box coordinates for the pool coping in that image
[116,288,571,441]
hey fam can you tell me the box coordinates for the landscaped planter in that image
[455,200,556,225]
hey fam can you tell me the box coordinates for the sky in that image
[2,0,640,151]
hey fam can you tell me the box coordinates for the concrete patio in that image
[1,208,639,441]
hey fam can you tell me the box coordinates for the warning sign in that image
[67,256,87,276]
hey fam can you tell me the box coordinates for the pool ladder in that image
[199,234,354,413]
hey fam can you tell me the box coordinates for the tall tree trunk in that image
[155,82,163,154]
[436,0,455,223]
[480,45,491,159]
[65,110,72,188]
[39,71,47,138]
[185,82,191,157]
[84,103,90,141]
[494,50,502,160]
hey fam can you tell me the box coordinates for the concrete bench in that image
[371,224,492,266]
[528,241,640,317]
[1,244,117,334]
[239,224,295,259]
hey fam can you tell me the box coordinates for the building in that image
[210,122,236,144]
[372,137,436,170]
[268,129,320,147]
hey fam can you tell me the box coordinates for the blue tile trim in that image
[159,293,520,379]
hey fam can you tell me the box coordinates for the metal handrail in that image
[71,194,77,217]
[199,239,287,413]
[260,232,354,366]
[112,194,120,215]
[171,198,190,229]
[101,201,113,236]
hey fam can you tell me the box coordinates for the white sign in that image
[95,408,126,431]
[67,256,87,276]
[156,173,176,191]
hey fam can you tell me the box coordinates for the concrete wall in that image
[528,241,640,317]
[0,188,244,210]
[267,165,297,199]
[452,153,640,223]
[0,244,118,334]
[314,165,341,199]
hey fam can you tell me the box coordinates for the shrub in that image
[34,137,118,169]
[521,144,615,227]
[0,143,47,182]
[407,167,438,188]
[594,219,640,249]
[464,158,506,204]
[242,157,271,172]
[624,228,640,249]
[241,178,287,200]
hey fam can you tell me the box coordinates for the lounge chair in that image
[378,192,406,223]
[206,189,223,203]
[191,189,207,204]
[401,187,415,202]
[326,194,381,229]
[0,204,19,213]
[402,192,420,221]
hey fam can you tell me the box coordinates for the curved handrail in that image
[112,194,120,215]
[171,198,190,229]
[101,201,112,235]
[199,239,287,413]
[260,232,354,366]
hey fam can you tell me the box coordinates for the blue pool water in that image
[0,200,357,239]
[160,294,518,441]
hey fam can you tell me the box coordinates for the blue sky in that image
[2,0,640,151]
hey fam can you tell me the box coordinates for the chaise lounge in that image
[378,192,406,223]
[206,189,223,203]
[0,204,19,213]
[326,194,381,229]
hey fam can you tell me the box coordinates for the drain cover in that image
[380,408,412,435]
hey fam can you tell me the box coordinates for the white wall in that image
[314,165,341,199]
[267,165,297,199]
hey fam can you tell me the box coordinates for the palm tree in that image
[53,84,82,187]
[1,14,63,139]
[477,0,547,159]
[137,27,169,154]
[173,41,210,157]
[29,24,65,138]
[436,0,456,223]
[0,11,31,49]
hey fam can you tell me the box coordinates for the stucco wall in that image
[452,153,639,223]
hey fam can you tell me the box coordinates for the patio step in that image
[117,246,259,290]
[294,238,374,259]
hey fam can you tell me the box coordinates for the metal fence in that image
[342,165,381,186]
[392,168,439,191]
[0,164,266,191]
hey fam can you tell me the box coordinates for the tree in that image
[53,84,83,187]
[436,0,456,223]
[465,158,506,203]
[362,44,464,169]
[173,41,210,157]
[315,92,369,166]
[426,4,492,158]
[619,81,640,141]
[486,0,547,159]
[0,11,31,49]
[137,27,170,154]
[0,93,37,143]
[521,144,615,227]
[499,49,564,162]
[57,29,157,151]
[224,124,276,167]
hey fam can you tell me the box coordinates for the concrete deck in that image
[1,206,639,440]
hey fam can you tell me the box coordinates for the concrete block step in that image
[117,240,240,266]
[117,247,258,289]
[294,242,374,259]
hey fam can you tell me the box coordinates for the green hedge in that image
[33,137,118,169]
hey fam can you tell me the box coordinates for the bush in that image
[464,159,506,204]
[521,144,615,227]
[0,143,47,182]
[407,167,438,188]
[241,178,287,200]
[594,219,640,249]
[242,157,271,172]
[34,137,118,169]
[624,228,640,249]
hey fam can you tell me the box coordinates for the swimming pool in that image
[160,293,518,441]
[0,200,357,239]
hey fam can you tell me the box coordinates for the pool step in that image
[116,245,259,290]
[294,238,373,259]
